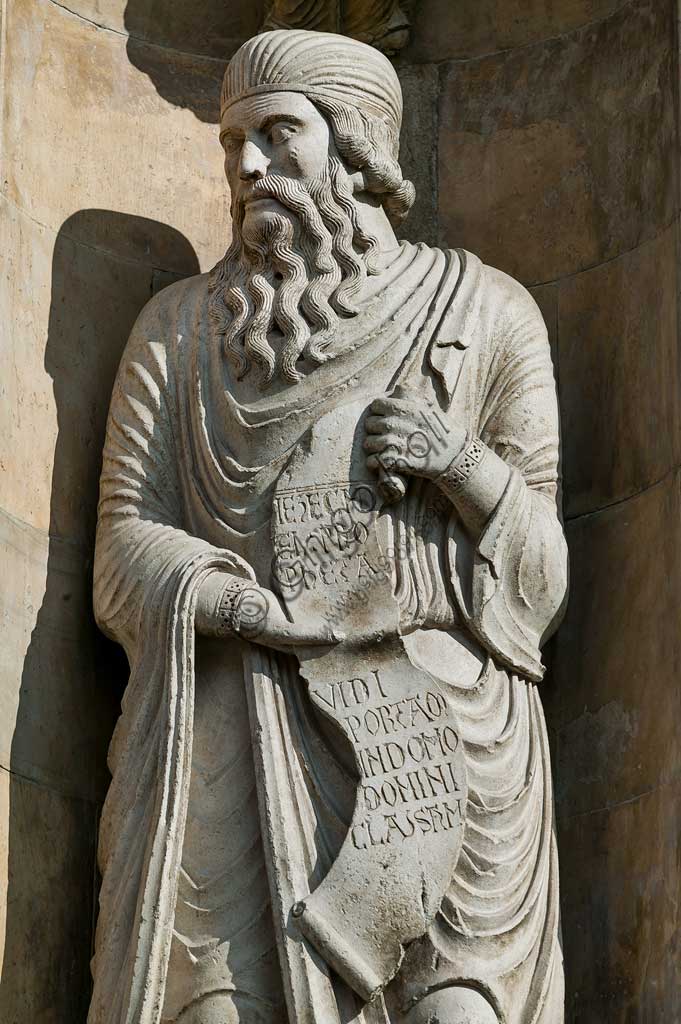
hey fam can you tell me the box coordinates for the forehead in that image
[221,91,325,133]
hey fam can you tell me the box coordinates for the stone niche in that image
[0,0,679,1021]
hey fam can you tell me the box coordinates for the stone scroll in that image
[271,400,468,1001]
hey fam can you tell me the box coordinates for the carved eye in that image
[222,134,241,156]
[269,123,296,145]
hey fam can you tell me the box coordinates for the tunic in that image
[89,243,568,1024]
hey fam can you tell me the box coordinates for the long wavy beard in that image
[207,157,380,389]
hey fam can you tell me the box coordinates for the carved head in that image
[209,30,415,389]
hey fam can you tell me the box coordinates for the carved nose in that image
[239,140,269,181]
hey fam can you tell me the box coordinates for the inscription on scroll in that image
[272,480,386,597]
[312,669,464,852]
[272,400,468,1000]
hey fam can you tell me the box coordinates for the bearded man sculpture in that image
[90,29,568,1024]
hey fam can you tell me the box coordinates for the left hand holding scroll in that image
[364,395,467,481]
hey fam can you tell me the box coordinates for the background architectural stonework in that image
[0,1,679,1020]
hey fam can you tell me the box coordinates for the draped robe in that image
[89,242,568,1024]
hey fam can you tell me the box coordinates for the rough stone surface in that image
[0,0,228,1014]
[559,784,681,1022]
[406,0,629,62]
[89,29,568,1024]
[438,0,677,284]
[0,508,120,803]
[543,470,681,1020]
[0,197,180,536]
[550,473,681,818]
[558,226,679,517]
[3,0,231,255]
[53,0,264,51]
[0,767,98,1022]
[397,64,439,247]
[263,0,412,55]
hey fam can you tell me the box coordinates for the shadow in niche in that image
[123,0,265,122]
[0,211,199,1021]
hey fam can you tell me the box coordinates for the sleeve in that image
[90,285,256,1024]
[93,288,251,659]
[448,275,569,682]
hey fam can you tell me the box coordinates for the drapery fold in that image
[90,243,567,1024]
[90,309,252,1024]
[90,541,249,1024]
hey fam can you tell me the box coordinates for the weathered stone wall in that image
[0,0,248,1016]
[398,2,681,1018]
[0,0,678,1019]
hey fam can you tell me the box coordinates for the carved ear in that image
[348,168,396,199]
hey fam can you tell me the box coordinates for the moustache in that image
[235,174,322,213]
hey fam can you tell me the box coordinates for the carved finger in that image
[365,414,390,434]
[363,434,403,453]
[364,415,388,434]
[368,452,409,473]
[365,415,411,435]
[275,622,343,646]
[370,396,414,416]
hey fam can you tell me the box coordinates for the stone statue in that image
[263,0,411,55]
[89,29,568,1024]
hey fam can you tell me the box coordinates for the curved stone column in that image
[0,0,244,1016]
[400,0,681,1016]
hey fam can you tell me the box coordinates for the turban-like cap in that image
[220,29,415,227]
[221,30,403,148]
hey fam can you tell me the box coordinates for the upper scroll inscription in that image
[272,480,387,597]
